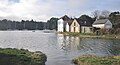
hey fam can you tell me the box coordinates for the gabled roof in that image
[75,18,92,26]
[60,15,70,21]
[67,19,74,26]
[93,19,109,25]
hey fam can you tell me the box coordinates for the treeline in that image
[0,19,46,30]
[0,10,120,30]
[46,17,59,30]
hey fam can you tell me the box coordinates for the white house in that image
[92,19,112,29]
[57,19,64,32]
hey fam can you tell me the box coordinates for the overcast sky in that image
[0,0,120,22]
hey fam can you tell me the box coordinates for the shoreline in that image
[58,32,120,40]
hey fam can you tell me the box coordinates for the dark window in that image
[74,22,76,26]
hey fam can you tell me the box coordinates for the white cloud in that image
[0,0,120,21]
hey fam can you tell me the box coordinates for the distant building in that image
[92,19,112,29]
[57,15,92,33]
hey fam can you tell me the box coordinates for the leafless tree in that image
[101,10,110,18]
[91,10,101,19]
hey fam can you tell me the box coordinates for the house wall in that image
[92,20,112,29]
[70,19,80,32]
[81,26,92,33]
[92,24,105,28]
[57,19,64,32]
[105,20,112,29]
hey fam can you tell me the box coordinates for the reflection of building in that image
[57,34,81,51]
[69,36,80,50]
[59,35,70,51]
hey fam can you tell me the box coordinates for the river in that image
[0,30,120,65]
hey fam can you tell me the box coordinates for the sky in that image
[0,0,120,22]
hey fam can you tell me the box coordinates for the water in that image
[0,30,120,65]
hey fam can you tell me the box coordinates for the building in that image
[57,15,70,32]
[57,15,93,33]
[92,19,112,29]
[70,19,80,32]
[69,19,92,33]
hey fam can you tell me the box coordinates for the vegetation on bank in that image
[62,32,120,39]
[72,55,120,65]
[0,48,47,65]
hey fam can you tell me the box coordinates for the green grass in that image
[65,32,80,36]
[0,48,47,65]
[72,55,120,65]
[64,32,96,36]
[63,32,120,40]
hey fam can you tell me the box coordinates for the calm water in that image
[0,31,120,65]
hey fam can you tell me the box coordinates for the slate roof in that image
[93,19,109,25]
[76,19,92,26]
[65,18,92,26]
[67,19,74,26]
[60,15,70,21]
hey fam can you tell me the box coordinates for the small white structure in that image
[66,22,69,32]
[92,19,112,29]
[57,19,64,32]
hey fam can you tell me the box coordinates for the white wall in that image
[57,19,64,32]
[66,23,69,32]
[93,24,105,28]
[92,20,112,29]
[81,26,92,33]
[105,20,112,29]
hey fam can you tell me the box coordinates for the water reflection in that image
[58,35,81,51]
[57,34,120,56]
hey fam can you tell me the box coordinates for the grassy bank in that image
[62,32,120,39]
[72,55,120,65]
[0,48,47,65]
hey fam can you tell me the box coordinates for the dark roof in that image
[60,15,70,21]
[93,19,109,25]
[67,19,74,26]
[76,19,92,26]
[65,18,92,26]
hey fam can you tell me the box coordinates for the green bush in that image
[0,48,47,65]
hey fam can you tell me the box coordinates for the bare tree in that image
[91,10,101,19]
[101,10,110,18]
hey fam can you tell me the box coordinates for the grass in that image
[72,55,120,65]
[0,48,47,65]
[64,32,97,36]
[62,32,120,40]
